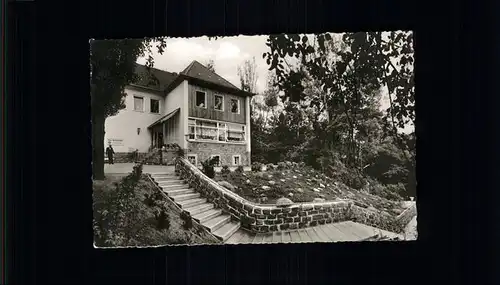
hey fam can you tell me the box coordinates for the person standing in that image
[106,144,115,164]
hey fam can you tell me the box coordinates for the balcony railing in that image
[188,125,245,143]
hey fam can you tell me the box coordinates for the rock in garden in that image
[276,197,293,206]
[296,188,304,193]
[319,183,325,188]
[313,188,321,192]
[267,174,273,178]
[268,180,276,185]
[293,176,297,179]
[262,185,271,190]
[246,179,251,184]
[288,192,294,197]
[391,208,403,215]
[218,181,235,191]
[313,198,326,202]
[280,179,286,182]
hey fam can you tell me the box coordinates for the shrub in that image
[201,157,218,179]
[221,165,231,176]
[180,211,193,230]
[251,162,262,172]
[155,206,170,230]
[266,163,276,171]
[240,216,255,228]
[126,150,139,162]
[277,162,287,170]
[235,165,244,173]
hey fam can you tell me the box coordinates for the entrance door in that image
[157,133,164,148]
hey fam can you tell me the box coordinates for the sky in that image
[136,35,270,94]
[137,33,414,133]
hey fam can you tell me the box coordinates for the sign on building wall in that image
[107,139,124,146]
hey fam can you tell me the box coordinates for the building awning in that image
[148,108,180,129]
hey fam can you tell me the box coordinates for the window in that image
[196,91,207,108]
[232,155,241,166]
[150,99,160,113]
[134,96,144,111]
[209,155,221,167]
[187,154,197,166]
[214,94,224,111]
[227,124,245,142]
[187,119,246,143]
[230,98,240,114]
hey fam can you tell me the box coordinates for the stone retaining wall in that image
[176,157,417,235]
[111,151,177,165]
[176,157,353,233]
[396,202,417,227]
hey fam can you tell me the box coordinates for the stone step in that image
[184,203,214,216]
[192,209,223,223]
[151,173,178,179]
[178,198,208,209]
[213,221,241,242]
[160,184,188,191]
[153,177,184,184]
[170,192,201,202]
[157,180,186,187]
[202,214,231,233]
[164,188,195,196]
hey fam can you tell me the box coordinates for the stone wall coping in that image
[396,202,417,222]
[177,157,353,210]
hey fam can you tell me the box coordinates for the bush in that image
[93,169,148,247]
[240,216,254,228]
[201,157,218,178]
[266,163,276,171]
[180,211,193,230]
[221,165,231,176]
[277,162,287,170]
[155,206,170,230]
[251,162,263,172]
[235,165,244,173]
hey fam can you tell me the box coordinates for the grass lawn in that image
[214,166,408,218]
[93,173,219,247]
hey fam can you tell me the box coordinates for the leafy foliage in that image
[180,211,193,230]
[251,162,263,172]
[221,165,231,176]
[245,32,416,199]
[201,157,218,179]
[90,38,167,180]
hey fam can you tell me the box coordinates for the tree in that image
[90,38,166,180]
[262,32,415,166]
[205,59,216,72]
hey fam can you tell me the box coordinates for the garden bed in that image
[93,172,219,247]
[213,165,409,219]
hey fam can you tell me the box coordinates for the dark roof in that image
[132,63,178,91]
[163,60,254,97]
[180,60,241,90]
[148,108,180,128]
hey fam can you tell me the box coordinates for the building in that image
[104,60,254,167]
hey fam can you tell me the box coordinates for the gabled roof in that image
[180,60,241,90]
[164,60,255,97]
[132,63,177,91]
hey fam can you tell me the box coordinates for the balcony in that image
[188,120,246,143]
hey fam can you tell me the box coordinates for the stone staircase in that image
[150,172,241,242]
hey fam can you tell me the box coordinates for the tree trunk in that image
[92,110,106,180]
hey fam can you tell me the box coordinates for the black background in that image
[6,0,499,284]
